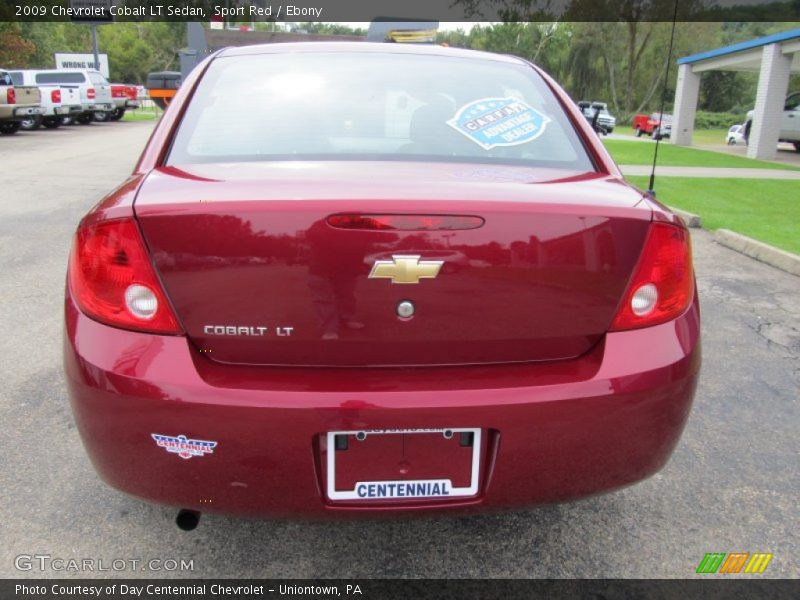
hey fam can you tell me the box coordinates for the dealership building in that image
[672,28,800,159]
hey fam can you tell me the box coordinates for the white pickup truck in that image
[0,68,45,135]
[25,69,113,125]
[746,91,800,152]
[8,70,83,130]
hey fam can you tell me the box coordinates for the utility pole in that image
[68,1,113,76]
[91,23,100,72]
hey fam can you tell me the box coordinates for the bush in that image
[694,110,747,130]
[617,111,747,130]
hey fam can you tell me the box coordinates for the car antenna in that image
[647,0,680,196]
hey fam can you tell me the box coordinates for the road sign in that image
[54,53,110,78]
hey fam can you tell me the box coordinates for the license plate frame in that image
[325,428,482,501]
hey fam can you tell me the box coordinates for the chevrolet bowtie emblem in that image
[368,255,444,284]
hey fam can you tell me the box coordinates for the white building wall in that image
[672,64,701,146]
[748,43,792,160]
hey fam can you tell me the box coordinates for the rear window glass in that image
[9,72,23,85]
[0,72,12,86]
[167,52,594,171]
[35,72,86,84]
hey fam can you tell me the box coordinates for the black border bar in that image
[3,579,800,600]
[3,0,800,22]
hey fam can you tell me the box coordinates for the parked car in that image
[108,84,140,121]
[726,124,746,145]
[744,91,800,152]
[0,68,45,135]
[633,112,672,140]
[64,42,699,524]
[8,70,83,130]
[577,100,616,135]
[27,69,113,125]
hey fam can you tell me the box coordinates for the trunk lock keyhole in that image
[397,300,415,319]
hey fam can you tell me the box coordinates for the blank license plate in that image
[326,428,481,501]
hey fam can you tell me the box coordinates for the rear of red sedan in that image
[64,43,699,523]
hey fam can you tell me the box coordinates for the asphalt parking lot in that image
[0,121,797,579]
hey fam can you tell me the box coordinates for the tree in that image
[14,22,185,84]
[0,23,36,66]
[295,23,366,36]
[452,0,709,119]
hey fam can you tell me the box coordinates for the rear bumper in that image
[55,105,83,115]
[89,103,114,112]
[0,105,45,119]
[64,294,700,518]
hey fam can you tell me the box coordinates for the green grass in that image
[603,139,799,171]
[122,108,161,122]
[689,128,734,146]
[625,176,800,255]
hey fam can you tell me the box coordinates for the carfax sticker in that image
[151,433,217,460]
[447,97,551,150]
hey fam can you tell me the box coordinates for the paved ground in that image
[0,122,798,579]
[607,132,647,142]
[697,140,800,167]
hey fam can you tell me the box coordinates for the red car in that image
[108,84,140,121]
[64,43,700,527]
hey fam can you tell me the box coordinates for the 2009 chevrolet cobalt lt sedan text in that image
[64,43,700,522]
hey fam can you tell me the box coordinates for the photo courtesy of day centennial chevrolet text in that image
[64,42,700,521]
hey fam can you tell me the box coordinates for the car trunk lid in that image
[134,162,651,367]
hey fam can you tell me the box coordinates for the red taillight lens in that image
[610,223,694,331]
[68,218,181,334]
[51,89,61,103]
[7,87,15,104]
[87,87,96,100]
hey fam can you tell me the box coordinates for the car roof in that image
[32,69,99,75]
[217,41,528,65]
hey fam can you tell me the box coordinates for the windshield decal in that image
[447,97,551,150]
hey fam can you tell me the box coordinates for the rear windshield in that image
[167,51,594,171]
[35,72,86,84]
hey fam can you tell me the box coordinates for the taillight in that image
[51,89,61,103]
[87,87,96,100]
[610,223,694,331]
[68,218,181,334]
[7,87,15,104]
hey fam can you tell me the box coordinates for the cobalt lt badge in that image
[447,97,551,150]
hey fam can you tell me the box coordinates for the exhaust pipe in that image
[175,509,201,531]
